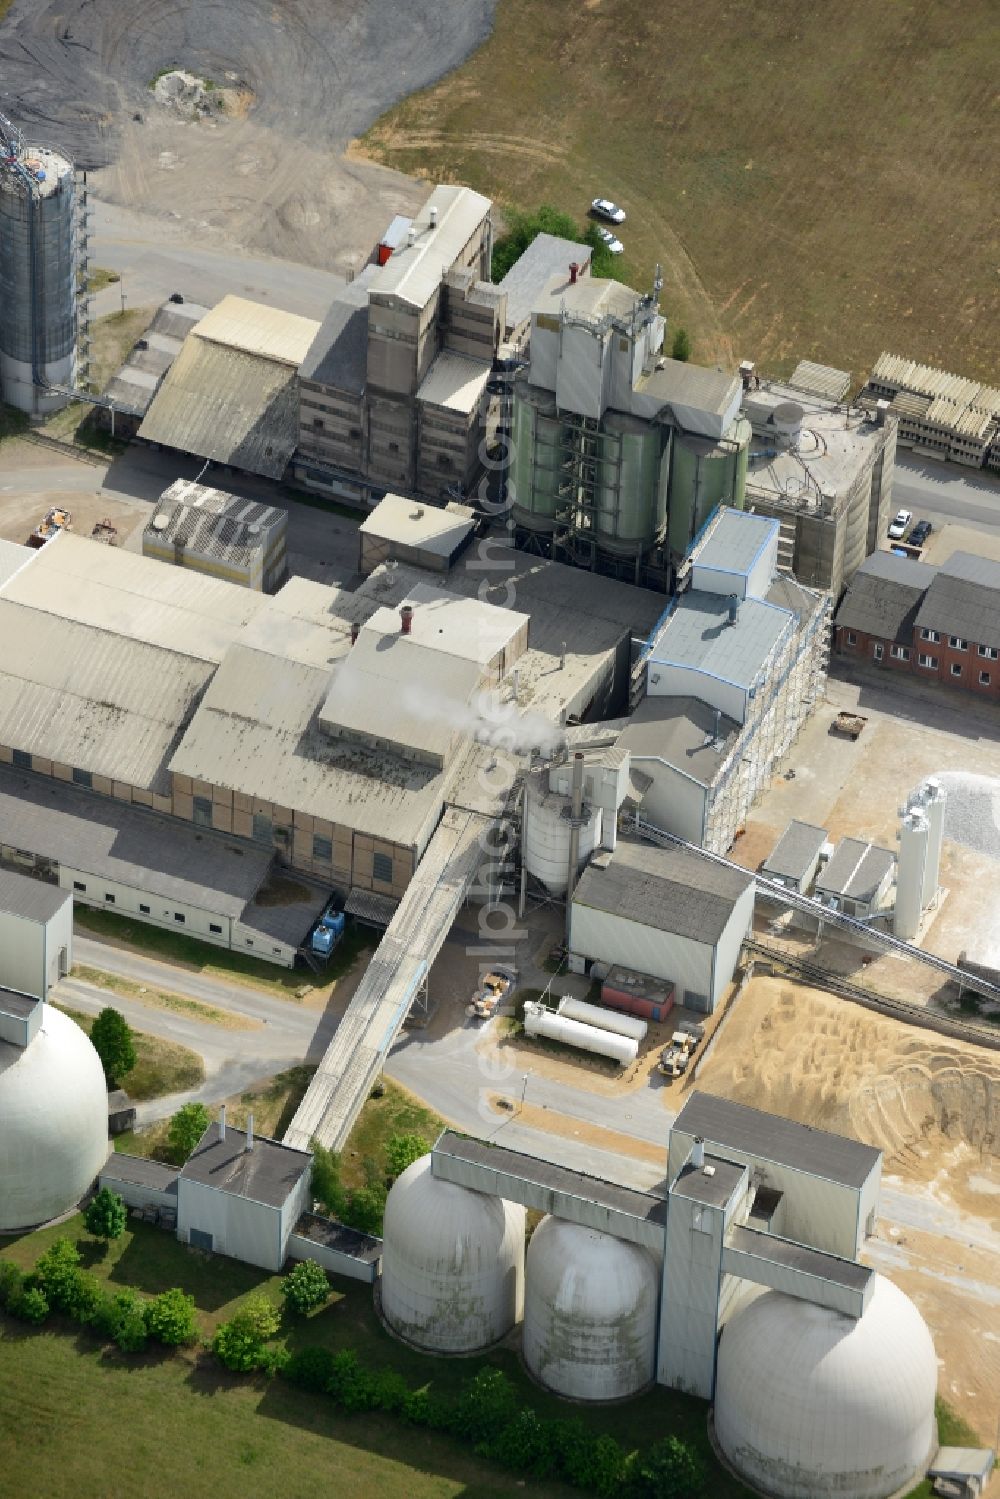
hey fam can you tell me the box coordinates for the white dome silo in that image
[380,1154,525,1352]
[523,1217,658,1400]
[0,1004,109,1231]
[714,1273,937,1499]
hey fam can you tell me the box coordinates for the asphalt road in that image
[892,451,1000,534]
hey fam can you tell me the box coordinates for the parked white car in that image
[591,197,626,224]
[887,508,912,540]
[595,225,624,255]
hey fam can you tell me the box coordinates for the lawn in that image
[338,1078,447,1192]
[54,1003,205,1102]
[115,1065,318,1162]
[73,904,375,1002]
[87,265,121,293]
[0,401,29,444]
[72,962,252,1029]
[361,0,1000,383]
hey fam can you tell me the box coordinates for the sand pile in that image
[697,977,999,1170]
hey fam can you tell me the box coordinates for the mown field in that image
[361,0,1000,383]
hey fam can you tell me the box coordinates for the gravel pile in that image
[918,771,1000,862]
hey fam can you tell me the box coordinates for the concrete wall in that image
[711,882,755,1007]
[288,1232,380,1284]
[647,660,747,726]
[59,867,233,950]
[658,1180,746,1398]
[569,904,714,1010]
[625,759,707,846]
[0,897,72,1001]
[177,1177,285,1273]
[99,1169,178,1215]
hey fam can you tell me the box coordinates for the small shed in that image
[106,1088,137,1135]
[814,837,895,919]
[927,1447,995,1498]
[761,820,830,894]
[359,493,475,578]
[99,1154,180,1216]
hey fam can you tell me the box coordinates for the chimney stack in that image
[429,206,438,228]
[400,604,413,635]
[246,1113,254,1152]
[350,621,360,645]
[727,595,739,627]
[692,1137,705,1169]
[569,261,579,285]
[218,1104,226,1142]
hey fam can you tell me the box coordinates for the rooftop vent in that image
[407,225,417,248]
[429,206,438,228]
[569,262,579,284]
[727,595,739,627]
[400,604,414,635]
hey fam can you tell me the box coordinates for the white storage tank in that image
[0,1004,109,1231]
[522,774,601,895]
[714,1274,937,1499]
[380,1154,525,1353]
[523,1217,658,1400]
[916,777,946,909]
[557,995,648,1041]
[894,808,928,941]
[524,1002,638,1065]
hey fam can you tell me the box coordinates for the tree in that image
[10,1285,49,1324]
[145,1287,198,1346]
[341,1183,386,1236]
[670,328,691,363]
[212,1295,280,1372]
[310,1141,348,1220]
[628,1435,705,1498]
[167,1102,211,1164]
[282,1260,330,1317]
[85,1187,127,1242]
[90,1007,136,1085]
[33,1237,82,1312]
[384,1132,428,1184]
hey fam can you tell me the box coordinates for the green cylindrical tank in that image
[667,417,751,556]
[593,413,665,556]
[510,383,563,533]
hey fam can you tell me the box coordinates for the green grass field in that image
[362,0,1000,383]
[55,1003,205,1102]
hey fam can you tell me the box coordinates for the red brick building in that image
[834,551,1000,698]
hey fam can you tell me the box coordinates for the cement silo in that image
[914,777,945,909]
[510,382,563,536]
[523,1217,658,1400]
[894,807,928,941]
[592,413,668,559]
[0,1003,109,1231]
[714,1274,937,1499]
[667,418,750,557]
[0,115,79,414]
[522,771,601,895]
[380,1154,525,1353]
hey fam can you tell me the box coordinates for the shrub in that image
[384,1133,428,1184]
[212,1295,280,1373]
[114,1303,149,1353]
[340,1183,385,1236]
[326,1349,377,1411]
[482,1407,558,1479]
[10,1285,49,1324]
[69,1273,104,1326]
[34,1238,82,1312]
[670,328,691,363]
[0,1261,24,1308]
[310,1143,349,1221]
[282,1260,329,1317]
[628,1435,705,1498]
[90,1007,137,1085]
[168,1102,211,1164]
[145,1288,197,1346]
[283,1346,337,1393]
[92,1289,148,1351]
[370,1367,410,1414]
[85,1187,127,1242]
[452,1367,520,1444]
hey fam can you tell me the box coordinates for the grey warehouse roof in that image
[762,820,829,883]
[181,1121,310,1208]
[915,551,1000,651]
[619,695,739,788]
[573,838,753,944]
[692,507,778,578]
[499,232,592,334]
[299,275,373,390]
[816,837,894,902]
[0,867,69,924]
[674,1091,881,1188]
[835,551,936,644]
[650,590,794,689]
[0,764,273,919]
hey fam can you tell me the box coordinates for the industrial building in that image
[760,819,830,893]
[357,492,475,577]
[142,478,288,592]
[865,352,1000,473]
[813,836,895,919]
[836,549,1000,699]
[376,1102,940,1499]
[741,362,898,597]
[0,874,108,1232]
[138,295,321,481]
[496,231,591,348]
[0,110,85,414]
[98,297,209,439]
[294,184,502,504]
[568,839,754,1012]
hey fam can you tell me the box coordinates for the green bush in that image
[284,1346,338,1392]
[670,328,691,363]
[85,1187,127,1242]
[0,1261,24,1308]
[144,1288,197,1346]
[168,1102,211,1164]
[69,1273,105,1326]
[90,1006,137,1085]
[452,1367,520,1443]
[384,1133,429,1183]
[342,1183,386,1236]
[9,1284,49,1324]
[33,1238,83,1312]
[212,1295,280,1373]
[326,1348,378,1411]
[628,1435,706,1498]
[482,1407,558,1478]
[282,1260,329,1317]
[91,1289,148,1351]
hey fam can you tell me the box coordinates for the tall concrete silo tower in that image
[0,109,86,414]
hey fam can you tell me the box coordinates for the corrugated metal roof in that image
[816,837,894,901]
[761,820,829,882]
[0,867,68,924]
[370,185,490,309]
[2,532,268,664]
[650,590,794,691]
[137,335,301,481]
[192,294,320,366]
[674,1091,881,1187]
[0,764,272,916]
[619,695,738,786]
[415,350,491,413]
[0,601,212,790]
[915,550,1000,649]
[145,479,286,568]
[572,838,752,944]
[971,385,1000,418]
[298,277,371,389]
[787,360,852,403]
[871,352,916,386]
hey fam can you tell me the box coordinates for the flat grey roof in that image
[101,1153,180,1192]
[915,550,1000,651]
[573,838,753,945]
[299,277,372,390]
[728,1224,873,1293]
[816,837,894,901]
[650,590,794,690]
[293,1210,382,1263]
[499,232,591,333]
[619,694,739,788]
[674,1091,881,1188]
[0,764,273,920]
[835,550,936,644]
[672,1154,746,1208]
[693,507,778,579]
[762,820,829,882]
[181,1121,310,1208]
[237,876,330,949]
[0,867,69,924]
[0,989,40,1022]
[433,1130,668,1228]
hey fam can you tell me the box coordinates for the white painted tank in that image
[917,777,946,908]
[523,1217,658,1400]
[380,1154,525,1353]
[524,1002,638,1065]
[557,995,648,1041]
[0,1004,109,1231]
[522,773,601,895]
[894,808,928,940]
[714,1274,937,1499]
